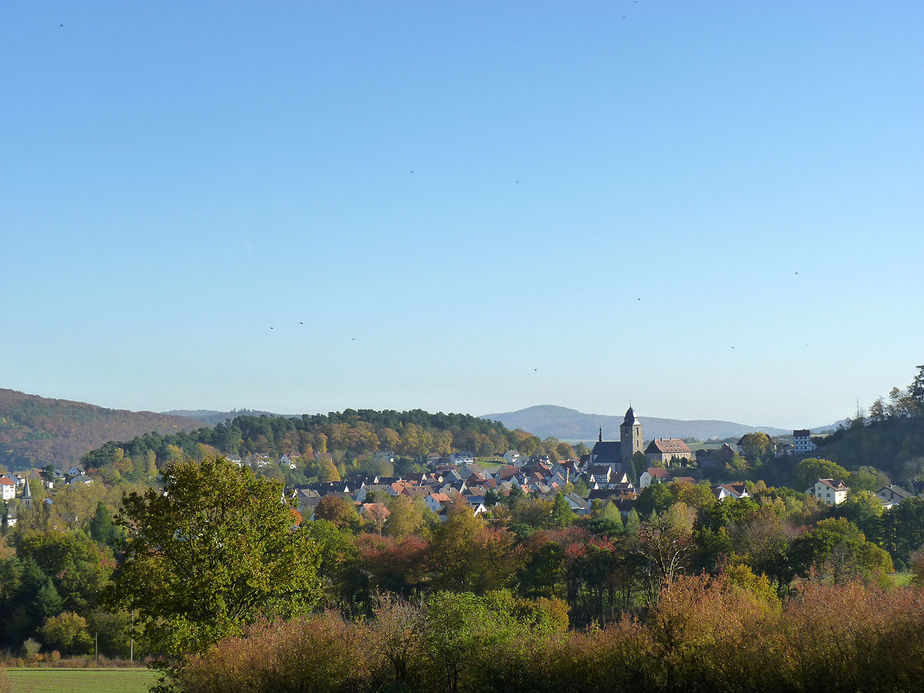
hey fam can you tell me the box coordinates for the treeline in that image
[178,577,924,693]
[0,515,129,659]
[79,409,577,485]
[300,477,913,628]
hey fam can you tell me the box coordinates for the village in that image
[266,407,917,528]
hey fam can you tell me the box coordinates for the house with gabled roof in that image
[425,492,453,514]
[696,444,737,469]
[808,478,848,506]
[714,482,749,501]
[0,477,15,501]
[639,467,671,489]
[645,438,693,466]
[503,450,521,465]
[590,465,612,486]
[876,484,914,509]
[359,502,390,530]
[496,465,520,482]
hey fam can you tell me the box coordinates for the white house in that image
[639,467,670,489]
[0,477,15,501]
[713,482,749,501]
[502,450,521,465]
[808,478,848,506]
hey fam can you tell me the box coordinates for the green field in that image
[5,668,158,693]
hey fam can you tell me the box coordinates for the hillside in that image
[481,405,790,442]
[814,415,924,484]
[0,388,204,470]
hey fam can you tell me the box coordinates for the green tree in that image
[17,531,111,613]
[793,457,850,491]
[318,457,341,483]
[790,518,893,584]
[549,493,574,528]
[111,456,321,656]
[738,432,774,463]
[910,364,924,415]
[848,466,887,492]
[631,451,648,482]
[625,508,641,537]
[40,611,93,655]
[427,509,515,593]
[831,490,884,540]
[88,501,122,552]
[384,494,426,540]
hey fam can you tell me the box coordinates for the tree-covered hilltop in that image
[813,365,924,487]
[80,409,577,485]
[0,388,202,471]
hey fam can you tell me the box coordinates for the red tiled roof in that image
[647,438,692,454]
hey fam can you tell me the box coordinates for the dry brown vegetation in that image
[177,576,924,693]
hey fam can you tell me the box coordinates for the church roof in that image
[623,407,639,425]
[590,441,622,466]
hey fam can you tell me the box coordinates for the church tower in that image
[619,406,643,465]
[21,477,33,510]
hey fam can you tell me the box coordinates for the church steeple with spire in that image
[21,476,33,509]
[619,405,644,465]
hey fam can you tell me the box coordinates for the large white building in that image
[793,429,816,454]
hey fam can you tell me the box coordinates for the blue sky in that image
[2,1,922,429]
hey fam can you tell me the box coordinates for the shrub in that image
[21,638,41,660]
[40,612,93,656]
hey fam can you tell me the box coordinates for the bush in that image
[40,612,93,656]
[179,614,380,693]
[173,582,924,693]
[21,638,41,660]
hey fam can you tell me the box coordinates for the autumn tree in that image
[314,495,359,531]
[637,509,696,594]
[111,456,321,656]
[427,508,516,593]
[738,432,774,463]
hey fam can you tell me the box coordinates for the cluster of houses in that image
[284,407,921,524]
[0,466,92,527]
[2,407,919,531]
[291,454,594,525]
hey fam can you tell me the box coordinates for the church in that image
[589,406,644,473]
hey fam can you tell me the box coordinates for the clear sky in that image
[2,1,922,429]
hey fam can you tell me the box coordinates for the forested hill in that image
[815,415,924,485]
[0,388,203,470]
[80,409,540,483]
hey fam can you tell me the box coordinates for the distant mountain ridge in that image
[481,405,791,442]
[0,388,204,470]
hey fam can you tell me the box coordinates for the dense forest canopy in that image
[78,409,577,487]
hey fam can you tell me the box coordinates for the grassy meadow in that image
[4,668,157,693]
